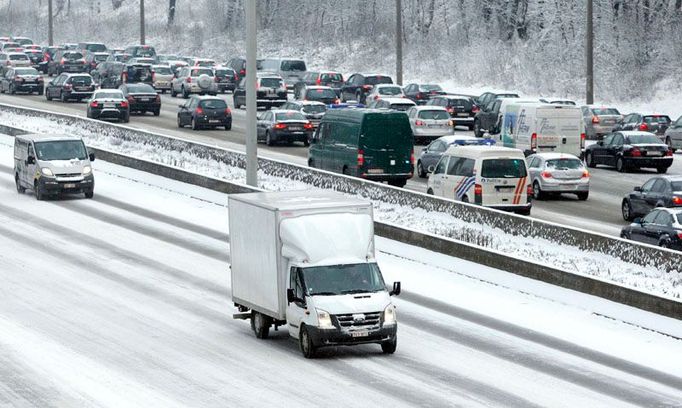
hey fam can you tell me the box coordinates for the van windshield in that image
[35,140,88,161]
[301,263,386,296]
[481,159,527,178]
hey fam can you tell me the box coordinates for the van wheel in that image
[299,325,317,359]
[250,311,271,339]
[533,181,545,200]
[34,181,44,201]
[342,166,350,175]
[417,161,427,178]
[381,336,397,354]
[15,174,25,193]
[461,195,469,203]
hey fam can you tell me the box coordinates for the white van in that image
[259,58,307,90]
[427,145,531,215]
[14,133,95,200]
[499,102,585,158]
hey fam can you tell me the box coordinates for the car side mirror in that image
[26,156,35,165]
[89,152,95,162]
[633,217,642,224]
[178,104,185,109]
[634,186,642,192]
[421,147,427,152]
[287,288,295,303]
[389,281,401,296]
[597,141,603,146]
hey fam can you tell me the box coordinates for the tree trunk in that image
[168,0,176,26]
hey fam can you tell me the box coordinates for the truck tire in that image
[299,325,317,358]
[251,311,271,339]
[381,336,397,354]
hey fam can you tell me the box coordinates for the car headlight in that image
[316,309,334,329]
[41,167,54,177]
[82,165,92,175]
[383,305,397,325]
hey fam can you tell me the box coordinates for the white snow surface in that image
[0,139,680,406]
[1,112,681,300]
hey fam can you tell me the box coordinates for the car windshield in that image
[481,159,527,178]
[191,68,213,76]
[276,112,306,121]
[366,75,392,85]
[127,83,155,93]
[379,86,403,95]
[63,52,83,60]
[300,263,386,296]
[94,91,123,99]
[421,84,442,92]
[592,108,620,115]
[260,77,282,88]
[307,88,337,98]
[627,134,661,144]
[320,73,342,82]
[35,140,88,161]
[69,76,92,85]
[644,116,671,124]
[546,158,583,169]
[281,60,306,71]
[153,66,172,75]
[9,54,28,60]
[200,99,227,109]
[302,105,327,114]
[418,110,450,120]
[15,68,38,75]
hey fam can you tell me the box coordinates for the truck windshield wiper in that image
[341,289,371,294]
[311,291,338,296]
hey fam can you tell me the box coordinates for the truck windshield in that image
[301,263,386,296]
[34,140,88,160]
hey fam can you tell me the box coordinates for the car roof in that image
[17,133,83,143]
[412,106,448,111]
[439,94,473,99]
[306,85,333,90]
[529,152,582,160]
[374,83,401,87]
[444,145,524,157]
[438,135,478,143]
[381,97,415,104]
[618,131,658,136]
[270,109,304,114]
[191,95,223,100]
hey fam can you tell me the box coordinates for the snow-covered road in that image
[0,136,680,407]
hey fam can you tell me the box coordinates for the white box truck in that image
[229,190,401,358]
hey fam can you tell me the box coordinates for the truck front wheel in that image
[299,325,317,359]
[251,311,271,339]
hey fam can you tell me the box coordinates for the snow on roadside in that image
[0,110,681,300]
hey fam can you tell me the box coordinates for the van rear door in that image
[479,157,528,207]
[359,112,413,177]
[536,106,582,156]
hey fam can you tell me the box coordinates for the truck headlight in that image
[383,305,397,325]
[316,309,334,329]
[41,167,54,177]
[82,165,92,175]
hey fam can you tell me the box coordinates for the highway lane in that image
[1,88,681,236]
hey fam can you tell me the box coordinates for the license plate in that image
[367,169,384,174]
[289,127,302,131]
[140,98,150,102]
[350,330,368,338]
[77,87,89,91]
[63,183,76,188]
[457,113,469,117]
[103,103,115,108]
[646,151,662,156]
[209,120,220,123]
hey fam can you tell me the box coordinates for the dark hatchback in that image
[302,86,339,105]
[613,113,672,142]
[257,110,313,146]
[177,96,232,130]
[584,131,673,173]
[45,73,95,101]
[119,83,161,115]
[340,73,393,104]
[0,67,43,95]
[403,83,446,105]
[426,95,478,130]
[621,208,682,250]
[621,176,682,221]
[214,67,238,93]
[48,50,87,75]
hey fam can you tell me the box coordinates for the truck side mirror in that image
[89,152,96,162]
[389,281,401,296]
[26,156,35,165]
[287,288,295,303]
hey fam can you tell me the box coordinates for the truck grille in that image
[334,312,381,328]
[56,173,82,177]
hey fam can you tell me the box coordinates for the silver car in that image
[151,64,174,93]
[581,105,622,140]
[663,115,682,152]
[526,153,590,200]
[171,66,218,98]
[407,106,454,144]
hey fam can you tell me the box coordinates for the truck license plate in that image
[351,330,368,338]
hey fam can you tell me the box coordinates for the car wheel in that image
[533,181,545,200]
[417,161,427,178]
[577,191,589,201]
[37,88,43,96]
[427,188,434,195]
[657,167,668,174]
[60,91,67,103]
[9,84,15,95]
[308,159,315,168]
[266,131,274,146]
[153,109,160,116]
[303,138,309,147]
[122,113,130,123]
[616,157,626,173]
[659,239,671,249]
[15,174,25,193]
[46,89,52,100]
[177,115,183,128]
[84,190,94,199]
[182,87,189,99]
[171,87,177,97]
[381,336,397,354]
[233,96,240,109]
[299,325,316,359]
[225,122,232,131]
[585,152,596,168]
[191,117,199,130]
[622,200,633,221]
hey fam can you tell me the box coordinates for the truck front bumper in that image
[308,325,397,347]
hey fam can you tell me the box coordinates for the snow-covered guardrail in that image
[1,103,681,310]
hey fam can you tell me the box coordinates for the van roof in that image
[324,108,408,122]
[443,145,524,158]
[17,133,84,143]
[230,190,370,212]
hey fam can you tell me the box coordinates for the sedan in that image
[584,131,673,173]
[86,89,130,122]
[119,83,161,116]
[257,110,313,146]
[177,95,232,130]
[621,176,682,221]
[416,135,495,178]
[620,207,682,250]
[301,86,339,105]
[0,67,43,95]
[526,153,589,200]
[663,115,682,152]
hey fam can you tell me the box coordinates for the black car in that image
[621,176,682,221]
[476,91,520,110]
[256,109,313,146]
[45,73,95,102]
[48,50,87,76]
[281,100,327,128]
[301,86,339,105]
[78,42,107,54]
[473,94,520,137]
[584,131,673,173]
[0,67,43,95]
[214,67,237,93]
[233,74,287,109]
[613,113,671,141]
[226,57,247,80]
[121,63,153,85]
[24,49,43,70]
[620,208,682,250]
[38,46,62,73]
[340,73,393,104]
[87,89,129,123]
[293,71,344,99]
[177,95,232,130]
[119,83,160,116]
[123,44,156,59]
[426,95,478,130]
[93,61,124,89]
[403,83,446,105]
[85,52,110,74]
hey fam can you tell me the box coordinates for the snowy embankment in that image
[1,108,681,300]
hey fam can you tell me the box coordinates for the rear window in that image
[115,54,131,62]
[260,77,282,88]
[320,73,343,82]
[153,66,172,75]
[627,134,661,144]
[68,76,92,85]
[671,181,682,191]
[94,54,109,61]
[281,60,306,71]
[447,98,473,109]
[366,75,393,85]
[302,105,327,114]
[134,47,155,57]
[306,88,337,98]
[418,110,450,120]
[276,112,306,121]
[592,108,620,115]
[9,54,28,60]
[363,113,412,149]
[191,68,214,77]
[200,99,227,109]
[677,214,682,224]
[378,86,403,95]
[64,52,83,59]
[127,83,155,93]
[481,159,527,178]
[215,69,235,77]
[94,91,123,99]
[14,68,38,75]
[545,158,583,169]
[644,115,671,124]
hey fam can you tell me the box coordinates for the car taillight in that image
[531,133,537,150]
[304,122,313,130]
[630,148,642,157]
[540,171,552,178]
[472,105,480,113]
[580,132,586,149]
[273,123,286,130]
[234,74,238,81]
[240,69,245,76]
[362,85,372,90]
[357,149,365,167]
[89,101,98,108]
[225,107,231,115]
[474,184,482,196]
[446,107,453,113]
[415,120,425,126]
[410,148,415,165]
[316,78,321,85]
[666,149,673,157]
[526,184,533,201]
[195,107,204,115]
[677,231,682,239]
[214,76,220,82]
[639,123,648,131]
[60,58,65,65]
[581,170,590,178]
[670,196,682,205]
[120,100,128,108]
[416,94,422,99]
[187,77,192,83]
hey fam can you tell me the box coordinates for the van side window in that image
[434,157,448,175]
[446,157,462,175]
[458,159,475,176]
[289,267,305,300]
[14,139,26,159]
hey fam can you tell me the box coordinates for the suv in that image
[171,66,218,98]
[93,61,125,88]
[45,73,95,102]
[233,73,287,109]
[581,105,623,140]
[123,45,156,59]
[340,73,393,104]
[476,91,519,110]
[121,63,154,85]
[214,67,237,93]
[293,71,344,99]
[403,83,446,105]
[426,95,478,130]
[227,57,247,80]
[613,113,671,142]
[48,50,86,75]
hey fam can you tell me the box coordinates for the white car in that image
[366,84,405,102]
[367,97,416,112]
[526,152,589,200]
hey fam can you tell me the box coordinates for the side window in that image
[675,116,682,127]
[641,179,656,192]
[654,211,673,226]
[642,211,659,224]
[602,134,614,146]
[446,157,463,175]
[651,179,667,193]
[612,134,624,146]
[457,158,475,176]
[434,156,448,175]
[27,142,35,158]
[14,139,26,159]
[528,157,541,168]
[491,100,502,113]
[346,74,355,85]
